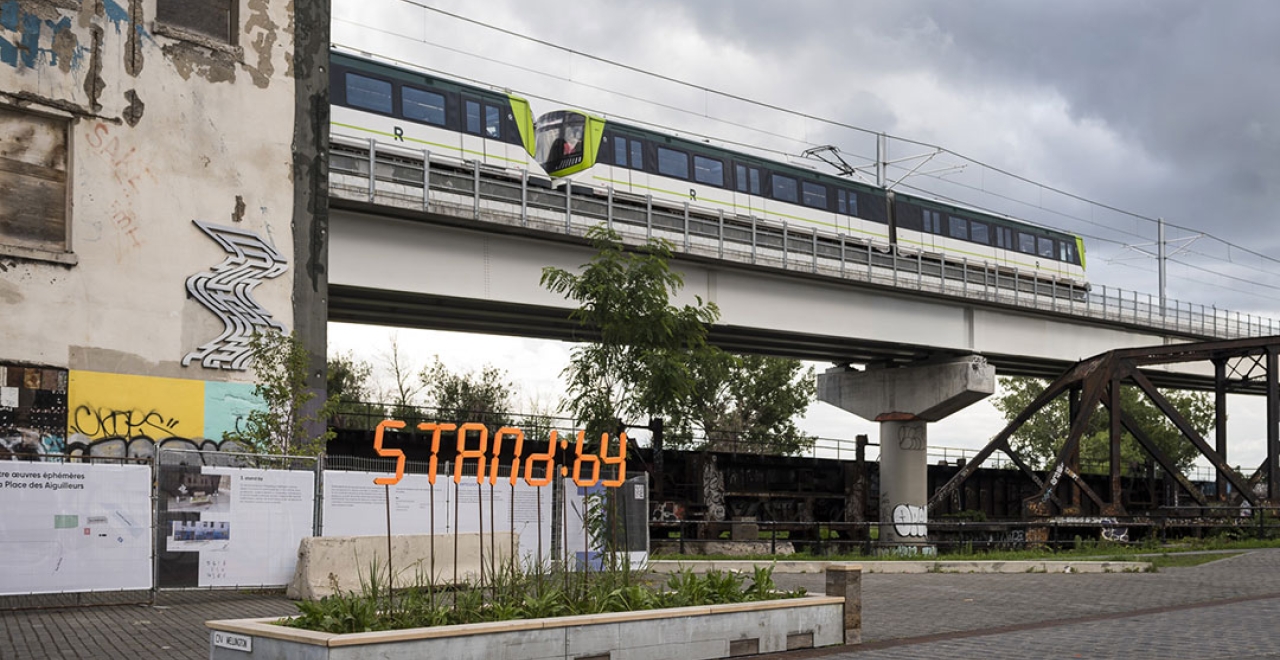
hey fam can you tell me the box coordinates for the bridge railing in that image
[328,137,1277,340]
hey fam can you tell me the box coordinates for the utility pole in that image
[1158,217,1166,317]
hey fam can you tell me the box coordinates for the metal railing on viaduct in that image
[328,136,1277,341]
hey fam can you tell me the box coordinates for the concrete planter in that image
[207,595,846,660]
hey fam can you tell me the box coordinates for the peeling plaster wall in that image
[0,0,297,383]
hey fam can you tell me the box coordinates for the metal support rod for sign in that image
[683,202,690,252]
[520,168,528,226]
[607,186,614,230]
[718,210,725,259]
[645,195,653,240]
[453,484,460,595]
[430,475,436,603]
[367,138,377,202]
[385,485,394,611]
[473,160,481,220]
[423,150,432,211]
[477,482,485,587]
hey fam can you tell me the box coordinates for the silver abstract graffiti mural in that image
[183,221,289,370]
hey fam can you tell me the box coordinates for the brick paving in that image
[4,550,1280,659]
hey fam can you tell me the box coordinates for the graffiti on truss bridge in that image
[702,455,727,522]
[183,221,289,371]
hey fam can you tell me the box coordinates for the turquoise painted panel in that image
[203,382,264,440]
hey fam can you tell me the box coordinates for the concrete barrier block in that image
[286,533,518,600]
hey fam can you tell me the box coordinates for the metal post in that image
[892,248,898,286]
[367,138,377,202]
[1269,346,1279,501]
[646,195,653,240]
[718,210,724,259]
[783,221,789,269]
[1158,217,1167,317]
[839,235,846,277]
[962,258,968,297]
[565,182,572,232]
[751,216,757,264]
[812,230,818,273]
[1014,270,1019,306]
[423,150,432,211]
[607,186,614,231]
[473,159,481,220]
[683,201,690,252]
[917,252,922,288]
[520,168,527,226]
[1215,358,1228,501]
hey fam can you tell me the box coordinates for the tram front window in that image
[535,111,587,173]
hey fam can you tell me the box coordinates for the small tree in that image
[671,352,816,454]
[327,351,380,430]
[227,331,335,456]
[541,226,720,436]
[420,357,516,429]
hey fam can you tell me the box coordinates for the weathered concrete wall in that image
[0,1,306,439]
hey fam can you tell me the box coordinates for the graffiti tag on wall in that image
[183,221,289,371]
[70,405,181,438]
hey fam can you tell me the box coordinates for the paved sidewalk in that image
[5,550,1280,659]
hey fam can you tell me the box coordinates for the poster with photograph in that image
[157,464,315,588]
[0,462,152,595]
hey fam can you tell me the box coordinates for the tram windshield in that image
[535,111,587,173]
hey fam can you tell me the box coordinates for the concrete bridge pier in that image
[818,356,996,553]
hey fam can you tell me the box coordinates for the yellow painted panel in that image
[67,371,206,440]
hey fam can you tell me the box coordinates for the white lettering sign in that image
[212,631,253,652]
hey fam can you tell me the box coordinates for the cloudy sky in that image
[328,1,1280,469]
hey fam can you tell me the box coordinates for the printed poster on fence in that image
[157,465,315,588]
[321,470,555,565]
[0,462,152,595]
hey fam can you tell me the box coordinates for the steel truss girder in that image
[929,335,1280,515]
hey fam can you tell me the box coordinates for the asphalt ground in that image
[6,550,1280,659]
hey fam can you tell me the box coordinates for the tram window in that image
[948,216,968,240]
[802,181,827,208]
[631,141,643,170]
[970,221,990,245]
[346,73,393,114]
[694,155,724,187]
[1038,236,1055,259]
[1017,232,1036,254]
[996,226,1013,249]
[923,210,943,235]
[657,147,689,179]
[772,174,798,203]
[736,164,748,192]
[484,105,502,139]
[401,87,446,126]
[614,137,628,166]
[1062,241,1078,264]
[465,100,481,134]
[837,190,858,216]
